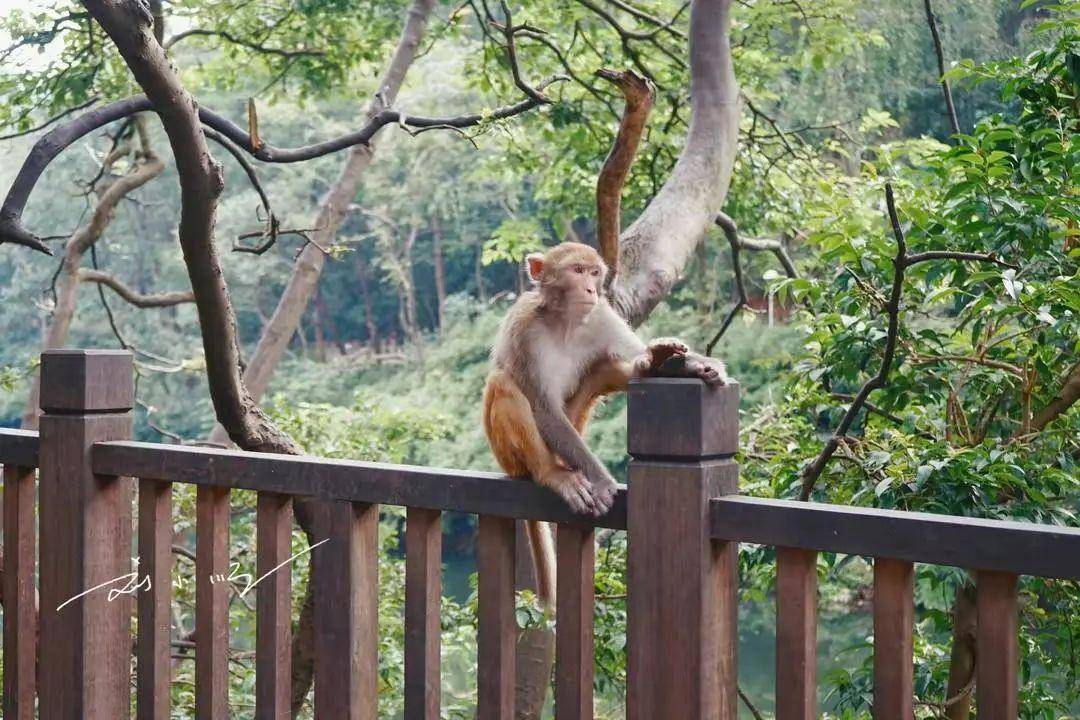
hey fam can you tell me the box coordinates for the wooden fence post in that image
[626,377,740,720]
[38,349,134,720]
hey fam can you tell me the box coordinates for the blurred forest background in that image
[0,0,1078,717]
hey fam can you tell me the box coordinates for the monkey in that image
[482,241,726,605]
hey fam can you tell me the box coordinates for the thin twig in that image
[923,0,960,136]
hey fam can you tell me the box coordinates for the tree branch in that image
[1020,360,1080,438]
[798,184,908,501]
[0,82,561,254]
[706,211,798,354]
[595,68,654,289]
[923,0,960,136]
[78,268,194,307]
[164,28,325,58]
[0,95,101,141]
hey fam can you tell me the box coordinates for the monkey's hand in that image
[656,352,728,386]
[547,469,615,517]
[646,337,688,369]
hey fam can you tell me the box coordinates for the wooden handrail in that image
[89,439,630,528]
[711,495,1080,580]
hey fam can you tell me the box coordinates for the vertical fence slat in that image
[405,507,442,720]
[3,464,36,720]
[555,524,594,720]
[314,500,379,720]
[477,514,516,720]
[196,485,230,719]
[38,349,134,720]
[977,570,1019,720]
[776,547,817,720]
[256,493,292,720]
[872,558,913,720]
[137,479,173,720]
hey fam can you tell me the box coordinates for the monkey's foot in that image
[548,470,607,517]
[685,355,727,386]
[591,478,617,515]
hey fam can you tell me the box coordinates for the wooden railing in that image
[1,348,1079,719]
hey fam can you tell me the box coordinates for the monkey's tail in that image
[525,519,556,609]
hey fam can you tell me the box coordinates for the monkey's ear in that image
[525,253,545,283]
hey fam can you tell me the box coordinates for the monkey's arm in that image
[520,375,618,495]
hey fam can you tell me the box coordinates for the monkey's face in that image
[526,243,607,319]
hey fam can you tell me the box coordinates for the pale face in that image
[557,261,603,316]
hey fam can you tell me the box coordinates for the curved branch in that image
[1023,361,1080,436]
[608,0,741,327]
[706,212,798,354]
[0,81,557,254]
[164,28,325,58]
[595,68,654,288]
[78,268,194,307]
[0,95,102,142]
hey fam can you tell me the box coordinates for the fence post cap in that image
[39,349,134,413]
[626,377,739,459]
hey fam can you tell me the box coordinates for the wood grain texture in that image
[196,485,230,719]
[712,496,1080,580]
[38,411,133,720]
[626,379,740,458]
[872,559,913,719]
[976,571,1019,720]
[3,464,36,720]
[404,507,442,720]
[137,479,173,720]
[627,459,740,720]
[555,524,595,720]
[93,440,628,528]
[256,493,293,720]
[38,349,134,413]
[477,515,516,720]
[776,547,817,720]
[314,501,379,720]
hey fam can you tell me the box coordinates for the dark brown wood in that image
[403,507,440,720]
[256,493,293,720]
[3,464,36,720]
[137,479,173,720]
[626,379,739,459]
[627,433,740,720]
[38,349,134,720]
[314,501,379,720]
[711,496,1080,580]
[776,547,817,719]
[196,485,230,719]
[555,524,595,720]
[872,558,913,719]
[93,440,628,528]
[38,349,134,413]
[405,507,442,720]
[0,429,39,467]
[976,571,1019,720]
[477,515,516,720]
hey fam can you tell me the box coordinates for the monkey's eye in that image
[591,268,601,277]
[573,265,585,274]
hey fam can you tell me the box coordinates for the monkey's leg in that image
[565,358,635,433]
[483,371,603,516]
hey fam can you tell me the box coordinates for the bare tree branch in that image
[78,268,194,307]
[595,68,654,289]
[1018,361,1080,438]
[706,211,798,354]
[923,0,961,136]
[0,95,102,142]
[164,28,325,58]
[0,82,562,254]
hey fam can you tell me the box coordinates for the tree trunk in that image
[945,581,977,719]
[431,215,447,336]
[22,127,163,429]
[206,0,435,446]
[609,0,740,329]
[402,224,421,348]
[356,251,379,351]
